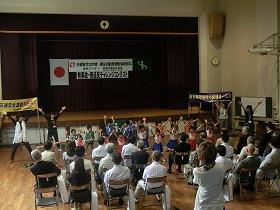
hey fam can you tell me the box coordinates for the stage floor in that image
[2,107,203,127]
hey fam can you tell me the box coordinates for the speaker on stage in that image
[208,13,225,39]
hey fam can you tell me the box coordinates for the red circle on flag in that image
[54,66,65,78]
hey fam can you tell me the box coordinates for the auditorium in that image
[0,0,280,210]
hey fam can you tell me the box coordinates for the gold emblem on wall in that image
[100,20,110,30]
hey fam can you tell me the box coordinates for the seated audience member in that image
[98,143,115,177]
[121,135,139,167]
[256,131,280,179]
[236,136,259,163]
[234,144,261,191]
[41,141,56,163]
[168,133,191,173]
[104,152,130,205]
[63,141,77,173]
[70,146,93,174]
[215,128,229,147]
[235,144,261,174]
[221,133,234,159]
[258,122,275,156]
[236,126,250,154]
[215,145,233,173]
[67,157,91,204]
[131,140,149,185]
[134,150,167,202]
[193,141,225,210]
[92,136,107,168]
[30,149,61,188]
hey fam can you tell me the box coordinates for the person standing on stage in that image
[3,110,33,164]
[38,106,66,149]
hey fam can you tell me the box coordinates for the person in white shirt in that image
[70,146,94,174]
[41,141,56,163]
[221,133,233,159]
[4,111,33,164]
[236,136,259,163]
[98,143,115,176]
[193,141,225,210]
[134,151,167,202]
[256,131,280,179]
[103,152,130,205]
[215,145,233,173]
[121,136,139,167]
[92,137,107,165]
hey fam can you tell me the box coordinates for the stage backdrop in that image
[0,14,199,112]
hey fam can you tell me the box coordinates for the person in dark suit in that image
[258,122,275,156]
[30,149,61,188]
[168,133,191,173]
[236,126,250,154]
[131,140,149,185]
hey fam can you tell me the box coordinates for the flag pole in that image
[36,109,42,144]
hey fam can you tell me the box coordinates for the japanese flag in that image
[49,59,69,86]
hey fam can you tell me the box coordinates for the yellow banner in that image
[0,97,38,112]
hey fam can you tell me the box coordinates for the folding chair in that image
[264,169,280,197]
[174,152,189,176]
[141,176,167,209]
[238,168,257,200]
[33,172,59,210]
[69,182,92,210]
[131,164,146,185]
[105,179,130,210]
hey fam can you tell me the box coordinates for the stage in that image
[2,107,204,128]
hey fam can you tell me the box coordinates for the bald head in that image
[246,144,255,156]
[31,149,42,161]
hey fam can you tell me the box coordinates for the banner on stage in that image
[69,59,133,72]
[0,97,38,112]
[189,92,232,103]
[76,70,129,79]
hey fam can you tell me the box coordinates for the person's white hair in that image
[31,149,42,161]
[137,140,145,149]
[105,143,115,154]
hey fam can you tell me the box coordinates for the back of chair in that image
[69,183,91,191]
[174,152,189,164]
[145,176,166,195]
[108,179,130,197]
[239,168,257,184]
[124,155,132,160]
[37,172,57,179]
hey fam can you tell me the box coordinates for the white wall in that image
[220,0,278,116]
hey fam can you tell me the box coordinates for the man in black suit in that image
[30,149,61,188]
[131,140,149,185]
[168,133,191,174]
[236,126,250,154]
[258,122,275,156]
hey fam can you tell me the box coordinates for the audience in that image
[70,146,93,174]
[63,141,77,173]
[92,136,107,168]
[168,132,191,173]
[30,149,61,188]
[41,141,56,163]
[131,140,149,185]
[215,145,233,173]
[193,141,225,210]
[98,143,115,177]
[236,136,258,163]
[134,150,167,203]
[236,126,250,154]
[103,152,130,205]
[256,131,280,179]
[67,157,91,204]
[221,132,234,159]
[121,135,139,167]
[258,122,275,156]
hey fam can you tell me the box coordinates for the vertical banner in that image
[49,59,69,86]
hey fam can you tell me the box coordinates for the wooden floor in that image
[1,137,280,210]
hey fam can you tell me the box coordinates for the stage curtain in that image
[1,34,38,99]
